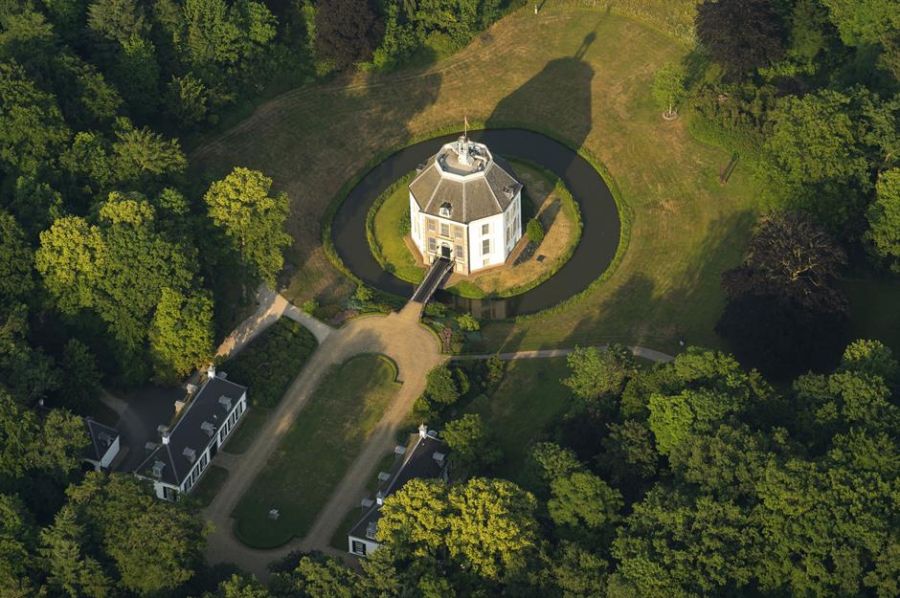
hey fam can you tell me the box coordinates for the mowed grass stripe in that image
[231,354,401,549]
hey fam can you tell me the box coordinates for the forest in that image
[0,0,898,596]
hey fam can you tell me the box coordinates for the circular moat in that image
[331,129,621,318]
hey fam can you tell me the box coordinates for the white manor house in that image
[409,136,523,274]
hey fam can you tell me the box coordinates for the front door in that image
[441,244,452,259]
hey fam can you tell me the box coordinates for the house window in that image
[428,238,436,253]
[455,244,464,259]
[427,219,435,231]
[481,223,490,235]
[351,540,367,556]
[163,486,177,501]
[453,225,463,239]
[440,222,450,237]
[482,238,490,256]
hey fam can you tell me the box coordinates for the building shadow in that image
[447,33,596,331]
[485,33,594,150]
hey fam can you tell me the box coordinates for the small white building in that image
[82,418,120,472]
[135,369,247,501]
[409,136,523,275]
[347,425,448,557]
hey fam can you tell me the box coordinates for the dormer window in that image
[439,202,452,218]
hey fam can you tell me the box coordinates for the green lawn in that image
[191,465,229,508]
[192,7,762,355]
[223,318,318,408]
[463,357,572,480]
[222,407,269,455]
[371,176,423,284]
[192,5,898,356]
[232,354,401,549]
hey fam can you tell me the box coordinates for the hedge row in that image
[223,318,319,408]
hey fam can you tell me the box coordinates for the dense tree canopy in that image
[865,169,900,272]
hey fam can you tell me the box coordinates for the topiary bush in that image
[526,218,545,244]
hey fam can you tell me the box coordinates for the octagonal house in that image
[409,136,523,275]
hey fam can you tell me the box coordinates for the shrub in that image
[223,318,318,407]
[526,218,545,244]
[354,285,374,303]
[425,365,459,405]
[456,313,480,331]
[301,299,319,314]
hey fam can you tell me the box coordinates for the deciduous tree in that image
[315,0,383,68]
[547,471,622,540]
[442,413,501,473]
[0,61,69,176]
[446,478,538,581]
[204,167,291,286]
[149,287,215,382]
[0,211,34,305]
[65,473,205,594]
[563,344,636,401]
[865,169,900,272]
[696,0,788,75]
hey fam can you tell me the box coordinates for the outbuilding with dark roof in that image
[135,368,248,501]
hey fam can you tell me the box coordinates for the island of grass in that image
[231,354,400,549]
[221,318,318,454]
[368,159,581,298]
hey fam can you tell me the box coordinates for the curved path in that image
[332,128,621,316]
[202,302,445,580]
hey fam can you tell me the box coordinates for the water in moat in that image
[331,128,620,319]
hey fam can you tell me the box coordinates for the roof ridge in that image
[165,442,181,483]
[423,177,442,214]
[88,420,103,459]
[135,444,162,474]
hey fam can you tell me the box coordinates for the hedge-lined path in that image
[202,301,445,580]
[453,345,674,363]
[215,286,334,360]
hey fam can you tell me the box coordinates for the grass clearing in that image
[193,5,895,354]
[232,354,400,549]
[223,318,318,408]
[463,357,572,480]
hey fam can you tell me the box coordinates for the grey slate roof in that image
[83,418,119,462]
[348,434,448,543]
[409,142,521,223]
[137,376,246,486]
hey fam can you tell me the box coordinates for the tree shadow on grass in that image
[555,208,758,354]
